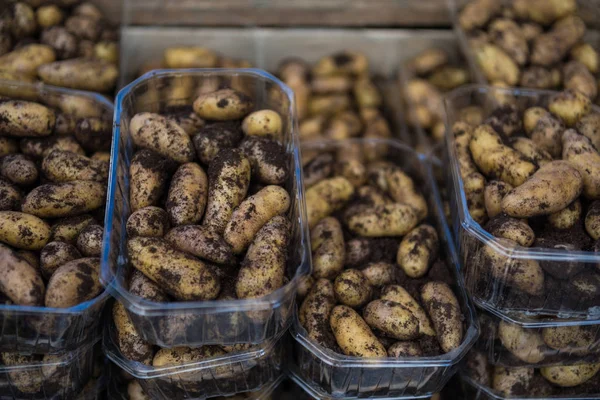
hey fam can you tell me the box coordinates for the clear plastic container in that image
[101,68,310,347]
[103,318,285,400]
[445,85,600,318]
[288,138,479,399]
[0,339,100,400]
[0,80,112,354]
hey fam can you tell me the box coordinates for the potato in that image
[0,154,38,186]
[333,269,372,308]
[458,106,484,127]
[408,48,448,76]
[37,58,118,93]
[313,51,368,77]
[113,301,153,365]
[152,346,228,380]
[40,26,78,60]
[64,13,101,40]
[303,153,333,188]
[129,150,172,212]
[519,66,560,90]
[22,180,106,218]
[527,114,564,159]
[203,149,251,234]
[511,137,552,167]
[235,215,290,299]
[310,217,345,280]
[11,2,37,37]
[543,325,596,351]
[241,109,282,140]
[128,237,220,301]
[129,113,195,163]
[193,121,243,165]
[532,15,585,67]
[50,215,95,244]
[381,284,436,337]
[470,124,537,186]
[240,137,289,185]
[369,163,427,218]
[345,203,419,237]
[397,224,438,278]
[45,257,102,308]
[541,364,600,387]
[297,275,315,300]
[76,224,102,257]
[308,94,351,117]
[299,116,326,142]
[311,75,353,94]
[586,201,600,240]
[363,299,420,340]
[94,41,118,64]
[0,44,55,77]
[486,216,535,247]
[571,43,599,74]
[39,241,80,279]
[355,185,391,207]
[305,176,354,229]
[493,366,533,397]
[21,136,85,159]
[36,5,63,28]
[421,281,463,353]
[0,99,55,138]
[127,381,149,400]
[489,19,528,66]
[0,353,43,394]
[549,88,591,127]
[562,129,600,199]
[361,262,396,287]
[129,269,168,302]
[330,305,387,357]
[165,162,208,226]
[126,207,170,238]
[512,0,576,25]
[41,149,107,183]
[165,225,235,265]
[549,199,582,230]
[563,61,598,100]
[72,117,111,153]
[0,138,18,158]
[193,89,253,121]
[428,66,469,92]
[163,47,218,68]
[0,179,21,211]
[484,180,513,218]
[467,350,492,386]
[0,211,49,253]
[0,243,44,306]
[576,113,600,151]
[482,238,544,296]
[299,279,338,350]
[473,43,520,86]
[353,78,381,109]
[498,320,545,364]
[388,341,423,357]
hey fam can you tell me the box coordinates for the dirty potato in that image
[165,225,235,265]
[241,109,282,140]
[38,58,118,92]
[0,179,21,211]
[333,269,372,308]
[129,113,195,163]
[361,262,396,286]
[50,215,95,244]
[498,320,545,364]
[39,241,81,279]
[330,305,387,357]
[166,163,208,226]
[586,201,600,240]
[473,43,520,86]
[193,121,243,165]
[484,180,513,218]
[42,150,108,183]
[540,364,600,387]
[0,44,55,77]
[486,216,535,247]
[397,224,438,278]
[76,224,103,257]
[0,243,45,306]
[562,129,600,199]
[129,150,172,212]
[0,211,50,250]
[493,366,534,397]
[548,89,591,127]
[345,203,419,237]
[310,217,345,280]
[163,47,218,69]
[193,89,253,121]
[0,154,38,186]
[22,180,106,218]
[549,200,582,230]
[381,285,436,337]
[421,281,463,353]
[363,299,420,340]
[299,279,338,350]
[113,301,154,365]
[0,99,55,138]
[45,257,102,308]
[240,136,289,185]
[126,206,170,238]
[305,176,354,229]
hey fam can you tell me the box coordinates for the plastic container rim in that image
[444,84,600,263]
[290,137,479,368]
[101,67,311,315]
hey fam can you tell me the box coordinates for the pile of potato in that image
[403,48,470,144]
[459,0,599,100]
[298,143,465,358]
[466,349,600,397]
[0,93,110,310]
[0,1,118,93]
[453,88,600,311]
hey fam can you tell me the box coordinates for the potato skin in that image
[310,216,345,280]
[113,301,154,365]
[22,180,106,218]
[45,257,102,308]
[129,150,172,212]
[20,136,85,159]
[224,185,290,254]
[37,58,118,92]
[0,353,43,394]
[76,224,103,257]
[128,269,168,302]
[0,243,45,306]
[498,320,545,364]
[576,113,600,151]
[1,154,38,186]
[333,269,372,308]
[305,176,354,229]
[193,89,253,121]
[363,299,420,340]
[163,47,218,68]
[0,211,50,250]
[241,109,282,140]
[42,149,108,183]
[130,113,195,163]
[346,203,419,237]
[397,224,438,278]
[166,162,208,226]
[330,305,387,357]
[381,284,435,337]
[510,137,552,166]
[541,364,600,387]
[128,237,220,301]
[126,206,170,238]
[421,281,463,353]
[388,341,423,357]
[40,241,81,279]
[0,99,55,138]
[371,164,428,221]
[549,200,582,230]
[299,278,338,350]
[562,130,600,199]
[235,215,290,299]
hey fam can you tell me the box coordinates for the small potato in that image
[76,224,102,257]
[203,149,251,234]
[493,366,534,397]
[193,121,243,165]
[498,320,545,364]
[543,325,596,351]
[571,43,599,74]
[126,207,170,238]
[129,113,195,163]
[549,200,582,230]
[586,201,600,240]
[311,217,345,280]
[45,257,102,308]
[22,180,106,218]
[520,66,559,90]
[113,301,153,365]
[0,243,45,306]
[511,137,552,167]
[305,176,354,229]
[330,305,387,357]
[473,43,520,86]
[299,279,338,350]
[576,113,600,151]
[484,180,513,218]
[0,211,50,250]
[563,61,598,100]
[0,353,43,394]
[489,18,529,66]
[397,224,438,278]
[240,137,289,185]
[549,89,591,127]
[241,109,282,140]
[562,129,600,199]
[353,78,381,109]
[345,203,419,237]
[129,269,168,302]
[0,154,38,186]
[16,250,38,271]
[459,0,500,31]
[128,237,220,301]
[311,75,353,94]
[163,47,218,68]
[458,106,484,127]
[512,0,575,25]
[193,89,253,121]
[408,48,448,76]
[64,14,101,40]
[541,364,600,387]
[36,5,63,28]
[42,150,107,183]
[166,163,208,226]
[127,381,149,400]
[75,117,112,152]
[333,269,372,308]
[370,163,428,220]
[421,281,463,353]
[308,94,351,117]
[0,99,55,138]
[94,41,118,64]
[40,241,81,279]
[166,110,204,136]
[50,214,95,244]
[165,225,235,265]
[0,44,55,77]
[428,66,470,91]
[363,299,420,340]
[235,215,290,299]
[482,238,544,296]
[129,150,172,212]
[38,58,118,93]
[299,116,326,142]
[313,51,368,77]
[355,185,391,207]
[381,285,435,337]
[388,341,423,357]
[0,137,18,157]
[486,216,535,247]
[361,262,396,286]
[527,113,564,159]
[40,26,78,60]
[531,16,585,66]
[11,2,37,37]
[0,179,21,211]
[21,136,85,159]
[303,153,333,188]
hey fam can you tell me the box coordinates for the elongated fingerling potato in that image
[40,241,81,279]
[0,211,50,250]
[363,299,420,340]
[113,301,154,364]
[306,176,354,228]
[129,149,172,212]
[165,225,235,265]
[42,149,108,183]
[421,281,463,353]
[330,305,387,357]
[240,137,289,185]
[310,217,345,279]
[541,364,600,387]
[45,257,102,308]
[129,113,195,163]
[0,243,45,306]
[346,203,419,237]
[381,284,435,337]
[22,180,106,218]
[50,214,95,244]
[299,278,339,351]
[397,224,438,278]
[0,99,55,138]
[126,206,170,238]
[37,58,118,92]
[166,162,208,226]
[1,154,38,186]
[498,320,546,364]
[193,88,253,121]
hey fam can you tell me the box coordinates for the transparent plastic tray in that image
[288,138,479,399]
[445,85,600,318]
[0,339,100,400]
[0,80,112,354]
[103,318,285,400]
[101,68,310,347]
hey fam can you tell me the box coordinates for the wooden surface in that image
[95,0,453,27]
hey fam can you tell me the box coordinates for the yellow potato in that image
[36,5,64,28]
[193,89,253,121]
[459,0,500,31]
[571,44,599,74]
[549,88,591,127]
[0,179,21,211]
[113,301,153,365]
[0,211,50,250]
[510,137,552,166]
[165,225,235,265]
[308,94,351,117]
[397,224,439,278]
[493,366,534,397]
[166,162,208,226]
[487,216,535,247]
[428,66,470,92]
[241,109,282,140]
[513,0,576,25]
[489,19,528,66]
[363,299,420,340]
[543,325,596,351]
[129,149,172,212]
[163,47,218,68]
[42,150,108,183]
[45,257,102,308]
[333,269,372,308]
[0,99,55,138]
[381,284,435,336]
[0,154,38,186]
[297,275,315,300]
[345,203,418,237]
[50,215,95,244]
[94,41,119,64]
[361,262,396,287]
[484,180,513,218]
[562,129,600,199]
[305,176,354,229]
[520,66,560,90]
[37,58,118,93]
[126,206,170,238]
[531,15,585,66]
[353,78,382,109]
[21,136,85,159]
[76,224,103,257]
[311,217,345,280]
[473,43,520,86]
[22,181,106,218]
[329,305,386,357]
[498,320,545,364]
[311,75,353,94]
[240,137,289,185]
[0,353,43,394]
[40,241,81,279]
[129,113,195,163]
[0,243,45,306]
[370,163,428,220]
[40,26,78,60]
[128,269,168,302]
[421,281,463,353]
[576,113,600,151]
[408,48,448,76]
[541,364,600,387]
[0,44,55,77]
[312,51,368,76]
[549,199,582,230]
[299,278,338,350]
[563,61,597,100]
